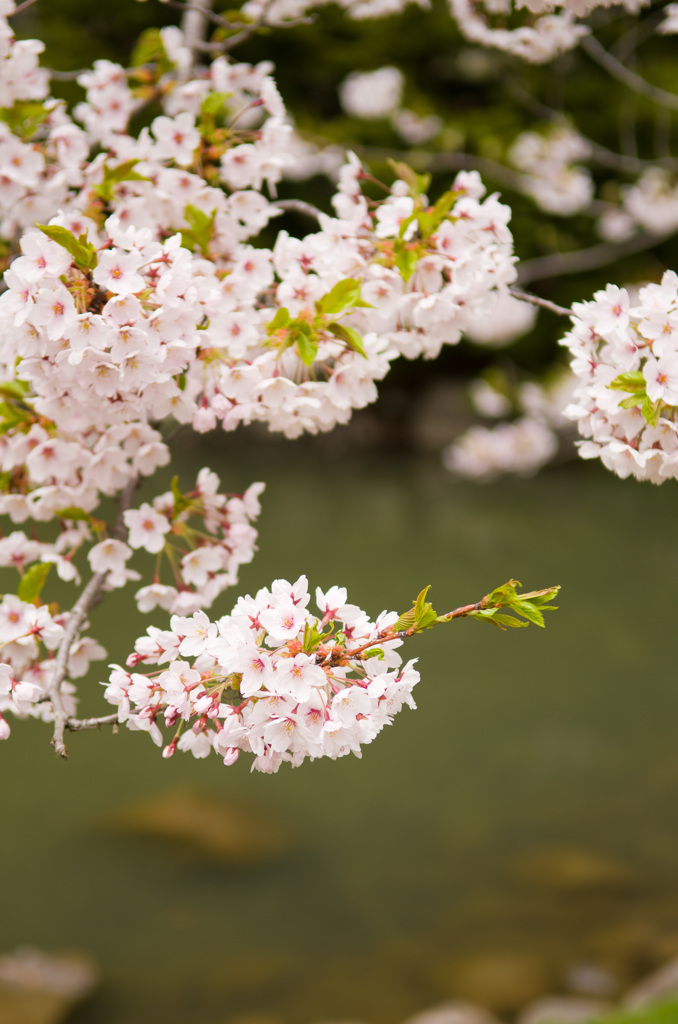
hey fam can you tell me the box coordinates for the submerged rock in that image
[562,963,619,999]
[0,947,98,1024]
[110,787,290,864]
[517,996,613,1024]
[402,999,504,1024]
[431,951,551,1014]
[511,846,635,891]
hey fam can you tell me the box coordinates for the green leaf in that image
[267,307,290,334]
[326,322,367,358]
[92,160,150,204]
[642,395,661,427]
[0,380,29,401]
[394,607,417,632]
[609,371,646,393]
[184,204,216,254]
[17,562,52,604]
[316,278,363,316]
[393,245,419,281]
[398,211,418,240]
[56,507,92,522]
[417,189,459,236]
[619,394,644,410]
[36,223,98,271]
[363,648,384,660]
[294,329,319,366]
[130,27,171,70]
[387,159,431,195]
[201,91,232,118]
[0,100,51,141]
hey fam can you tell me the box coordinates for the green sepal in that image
[17,562,52,604]
[327,322,367,358]
[170,475,191,515]
[36,224,98,271]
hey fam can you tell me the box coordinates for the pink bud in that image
[222,746,239,766]
[0,717,9,741]
[162,741,176,759]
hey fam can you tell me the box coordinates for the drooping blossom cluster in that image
[561,273,678,482]
[449,0,648,62]
[0,595,104,741]
[123,469,264,617]
[104,575,419,773]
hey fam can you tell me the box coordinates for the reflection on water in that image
[3,435,678,1024]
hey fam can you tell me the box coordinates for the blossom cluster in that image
[104,575,419,773]
[561,273,678,482]
[509,127,593,216]
[450,0,647,62]
[0,595,104,740]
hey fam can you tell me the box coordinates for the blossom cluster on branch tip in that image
[104,575,419,773]
[561,274,678,482]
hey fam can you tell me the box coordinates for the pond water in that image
[3,436,678,1024]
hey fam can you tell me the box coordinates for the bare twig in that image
[179,0,213,79]
[9,0,40,16]
[274,198,323,221]
[509,287,572,318]
[218,0,279,54]
[65,713,119,733]
[50,573,107,759]
[517,229,670,285]
[49,475,139,759]
[505,77,678,172]
[581,35,678,112]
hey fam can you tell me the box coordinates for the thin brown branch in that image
[581,35,678,112]
[9,0,40,15]
[274,199,323,221]
[505,77,678,172]
[65,713,119,733]
[49,475,139,759]
[180,0,213,79]
[50,573,106,759]
[509,287,572,318]
[516,229,671,286]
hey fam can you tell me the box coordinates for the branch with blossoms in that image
[0,0,570,768]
